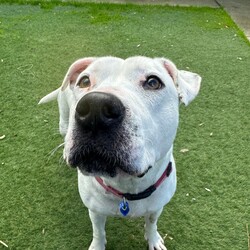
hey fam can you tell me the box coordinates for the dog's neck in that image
[99,147,174,194]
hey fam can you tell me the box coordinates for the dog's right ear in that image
[38,58,95,104]
[61,57,96,91]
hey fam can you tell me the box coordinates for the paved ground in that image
[78,0,250,41]
[217,0,250,41]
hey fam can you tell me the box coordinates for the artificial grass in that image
[0,1,249,249]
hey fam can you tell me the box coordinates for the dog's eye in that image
[143,76,164,90]
[77,75,91,88]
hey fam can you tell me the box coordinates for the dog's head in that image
[59,56,201,177]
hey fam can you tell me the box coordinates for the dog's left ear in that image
[158,58,201,106]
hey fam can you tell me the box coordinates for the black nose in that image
[75,92,125,132]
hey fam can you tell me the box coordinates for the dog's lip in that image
[137,165,152,178]
[66,149,151,178]
[115,166,152,178]
[67,149,127,173]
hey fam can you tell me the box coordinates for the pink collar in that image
[95,162,172,201]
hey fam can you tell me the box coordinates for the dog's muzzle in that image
[68,92,134,177]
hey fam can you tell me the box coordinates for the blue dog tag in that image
[119,198,130,216]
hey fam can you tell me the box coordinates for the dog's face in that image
[62,56,201,177]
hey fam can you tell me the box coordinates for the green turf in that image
[0,1,249,249]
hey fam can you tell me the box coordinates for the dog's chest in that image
[77,166,176,217]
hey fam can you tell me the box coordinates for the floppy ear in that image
[159,58,201,106]
[177,70,201,106]
[61,57,96,91]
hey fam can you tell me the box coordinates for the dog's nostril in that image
[102,104,120,119]
[76,103,90,118]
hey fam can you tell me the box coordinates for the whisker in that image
[52,142,65,154]
[59,155,66,166]
[46,142,65,161]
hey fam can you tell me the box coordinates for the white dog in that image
[39,56,201,250]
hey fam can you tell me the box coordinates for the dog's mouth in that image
[67,149,136,177]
